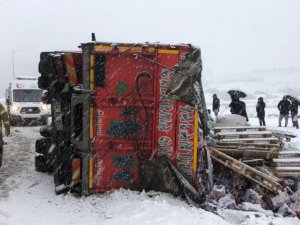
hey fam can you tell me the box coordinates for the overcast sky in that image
[0,0,299,93]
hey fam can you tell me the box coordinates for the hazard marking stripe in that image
[90,107,94,139]
[90,54,94,90]
[193,110,199,173]
[64,53,78,86]
[94,45,112,51]
[158,49,179,54]
[72,158,81,182]
[72,169,80,182]
[89,157,94,189]
[94,45,155,52]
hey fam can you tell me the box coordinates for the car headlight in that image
[11,104,20,112]
[41,104,48,111]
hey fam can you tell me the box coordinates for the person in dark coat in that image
[229,96,248,121]
[256,97,266,126]
[290,99,299,129]
[277,96,291,127]
[212,94,220,117]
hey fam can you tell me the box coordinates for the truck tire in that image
[35,137,52,154]
[35,155,53,173]
[39,126,53,138]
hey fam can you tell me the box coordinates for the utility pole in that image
[12,49,20,79]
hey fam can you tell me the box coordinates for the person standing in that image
[0,103,10,167]
[212,94,220,117]
[256,97,266,126]
[229,96,249,121]
[290,99,299,129]
[277,96,291,127]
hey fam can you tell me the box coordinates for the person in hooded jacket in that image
[212,94,220,117]
[290,99,299,129]
[256,97,266,126]
[277,96,291,127]
[229,96,249,121]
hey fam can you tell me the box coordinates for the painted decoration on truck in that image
[157,68,176,159]
[176,102,194,180]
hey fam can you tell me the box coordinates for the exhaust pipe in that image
[91,33,96,41]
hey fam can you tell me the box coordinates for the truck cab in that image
[5,76,50,126]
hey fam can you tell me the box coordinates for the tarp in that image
[165,46,211,135]
[166,46,202,106]
[215,114,250,127]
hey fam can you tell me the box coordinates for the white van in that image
[5,76,50,126]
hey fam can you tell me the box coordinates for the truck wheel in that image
[35,137,52,154]
[39,126,53,138]
[35,155,53,173]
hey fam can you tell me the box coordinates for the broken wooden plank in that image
[217,131,273,139]
[273,158,300,163]
[208,147,282,193]
[274,167,300,172]
[220,137,279,144]
[216,148,279,160]
[279,151,300,157]
[216,142,280,148]
[273,172,300,178]
[214,126,266,133]
[215,144,280,151]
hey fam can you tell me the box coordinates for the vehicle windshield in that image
[13,89,43,102]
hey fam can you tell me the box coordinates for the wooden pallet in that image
[213,126,281,160]
[213,126,300,179]
[208,147,282,193]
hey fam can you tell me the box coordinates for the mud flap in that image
[140,157,182,196]
[140,156,204,205]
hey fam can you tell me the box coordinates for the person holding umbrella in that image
[256,97,266,126]
[228,90,249,121]
[277,95,291,127]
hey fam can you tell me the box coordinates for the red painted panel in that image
[91,149,140,193]
[91,53,155,192]
[90,46,196,192]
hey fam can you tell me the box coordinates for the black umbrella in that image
[228,90,247,99]
[286,95,300,104]
[286,95,300,102]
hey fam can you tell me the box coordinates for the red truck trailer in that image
[37,41,208,198]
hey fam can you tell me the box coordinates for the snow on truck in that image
[5,76,50,126]
[37,39,298,208]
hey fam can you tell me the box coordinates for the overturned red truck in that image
[36,40,211,201]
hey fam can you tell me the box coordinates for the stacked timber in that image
[272,152,300,178]
[214,126,281,160]
[213,125,300,180]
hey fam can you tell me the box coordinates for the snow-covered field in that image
[0,79,300,225]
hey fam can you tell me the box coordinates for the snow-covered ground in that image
[1,79,300,225]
